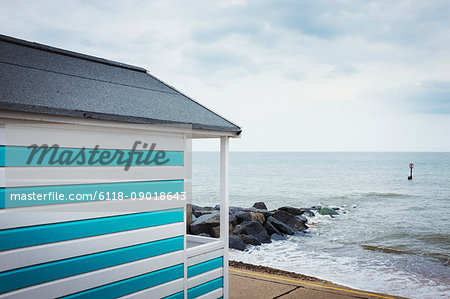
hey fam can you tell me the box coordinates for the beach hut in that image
[0,34,240,298]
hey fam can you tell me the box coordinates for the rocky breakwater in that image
[189,202,339,250]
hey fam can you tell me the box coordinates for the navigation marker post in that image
[408,163,414,180]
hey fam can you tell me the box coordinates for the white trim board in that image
[186,240,225,258]
[0,122,185,150]
[0,200,185,230]
[1,166,184,187]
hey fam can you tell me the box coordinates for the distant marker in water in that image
[408,163,414,180]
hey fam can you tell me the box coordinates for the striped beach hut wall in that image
[0,35,241,299]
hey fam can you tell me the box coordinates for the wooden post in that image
[186,203,192,234]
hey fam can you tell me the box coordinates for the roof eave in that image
[0,102,242,135]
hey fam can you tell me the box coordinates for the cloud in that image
[0,0,449,150]
[189,0,450,46]
[328,65,359,77]
[402,81,450,114]
[186,49,248,71]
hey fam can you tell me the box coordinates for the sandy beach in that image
[229,261,405,299]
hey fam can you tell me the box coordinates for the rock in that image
[233,224,246,235]
[235,211,252,223]
[266,216,295,235]
[193,208,216,218]
[279,206,304,216]
[190,213,220,235]
[250,212,265,224]
[318,207,339,216]
[238,220,271,244]
[296,215,308,224]
[263,220,282,236]
[229,214,237,226]
[191,213,220,225]
[191,205,312,248]
[279,206,316,217]
[210,226,220,238]
[273,210,305,231]
[302,209,315,217]
[242,208,273,220]
[256,209,274,220]
[200,222,232,237]
[229,235,246,251]
[193,205,214,211]
[229,206,244,214]
[240,234,261,246]
[271,233,287,241]
[253,202,268,210]
[192,205,202,211]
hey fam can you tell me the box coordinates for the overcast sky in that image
[1,0,449,151]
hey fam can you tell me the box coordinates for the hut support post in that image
[220,136,230,299]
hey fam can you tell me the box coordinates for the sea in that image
[191,152,450,299]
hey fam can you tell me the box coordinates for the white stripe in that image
[0,200,185,230]
[187,268,223,289]
[1,121,184,150]
[188,235,219,245]
[187,249,223,267]
[0,222,184,272]
[0,251,184,299]
[119,278,184,299]
[0,168,4,190]
[0,124,5,145]
[186,238,225,258]
[193,288,223,299]
[2,165,184,187]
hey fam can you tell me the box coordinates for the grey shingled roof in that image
[0,34,241,133]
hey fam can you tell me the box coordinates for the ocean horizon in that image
[192,151,450,298]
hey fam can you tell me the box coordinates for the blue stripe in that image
[187,257,223,278]
[0,236,184,294]
[0,189,4,209]
[62,264,184,299]
[0,208,183,251]
[188,277,223,299]
[163,291,184,299]
[1,146,183,167]
[1,179,184,208]
[0,146,4,167]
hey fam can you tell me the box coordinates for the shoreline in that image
[190,202,446,297]
[229,260,406,299]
